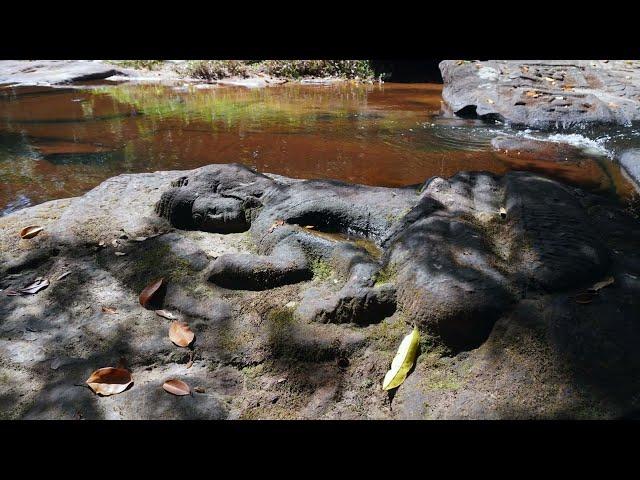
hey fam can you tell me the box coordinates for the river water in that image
[1,81,638,216]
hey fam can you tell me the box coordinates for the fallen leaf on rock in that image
[20,226,43,239]
[169,321,195,347]
[186,360,193,369]
[19,278,49,295]
[194,386,205,393]
[574,292,596,304]
[101,306,117,314]
[589,276,614,292]
[155,309,177,320]
[114,252,127,256]
[163,379,191,396]
[139,278,165,309]
[56,271,71,281]
[304,225,315,230]
[383,326,420,391]
[86,367,132,396]
[268,219,285,233]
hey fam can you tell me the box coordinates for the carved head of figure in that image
[191,195,249,233]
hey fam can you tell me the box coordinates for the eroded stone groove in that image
[156,163,610,350]
[440,60,640,128]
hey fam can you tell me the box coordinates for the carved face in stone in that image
[191,195,248,233]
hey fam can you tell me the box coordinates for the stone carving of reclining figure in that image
[156,163,610,351]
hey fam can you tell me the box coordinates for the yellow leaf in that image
[382,326,420,391]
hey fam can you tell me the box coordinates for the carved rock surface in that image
[1,164,638,419]
[440,60,640,128]
[156,164,610,350]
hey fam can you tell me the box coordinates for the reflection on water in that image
[0,81,637,216]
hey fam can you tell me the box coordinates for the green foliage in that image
[260,60,375,80]
[175,60,375,81]
[310,258,333,281]
[179,60,251,80]
[374,265,397,287]
[110,60,164,70]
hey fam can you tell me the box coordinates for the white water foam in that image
[514,130,613,157]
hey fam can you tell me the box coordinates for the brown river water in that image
[1,81,637,216]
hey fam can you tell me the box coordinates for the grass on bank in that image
[108,60,165,70]
[109,60,377,81]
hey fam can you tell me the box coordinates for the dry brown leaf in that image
[155,309,177,320]
[169,321,195,347]
[194,386,205,393]
[574,292,596,304]
[19,278,49,295]
[101,306,117,314]
[185,360,194,369]
[20,226,43,239]
[163,379,191,396]
[86,367,132,396]
[139,278,165,309]
[56,271,71,281]
[268,219,285,233]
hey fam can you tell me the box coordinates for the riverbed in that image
[1,80,637,216]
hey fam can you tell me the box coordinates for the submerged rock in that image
[440,60,640,128]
